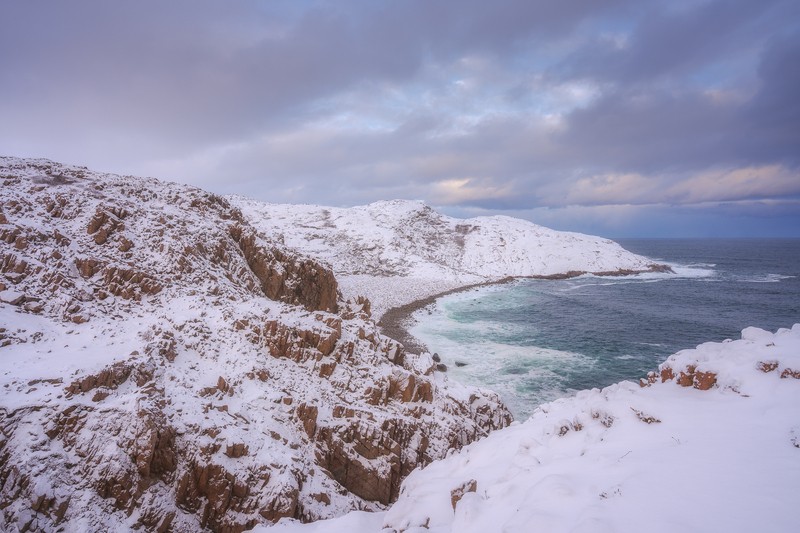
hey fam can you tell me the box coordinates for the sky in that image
[1,0,799,237]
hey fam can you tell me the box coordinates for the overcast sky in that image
[2,0,798,237]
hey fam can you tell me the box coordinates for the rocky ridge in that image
[0,157,511,532]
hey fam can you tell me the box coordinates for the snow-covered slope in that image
[0,157,512,532]
[230,199,663,319]
[267,325,800,533]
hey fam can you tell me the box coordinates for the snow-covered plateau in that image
[0,157,796,532]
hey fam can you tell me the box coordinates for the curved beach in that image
[377,277,516,354]
[375,264,673,356]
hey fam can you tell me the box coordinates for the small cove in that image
[408,239,800,420]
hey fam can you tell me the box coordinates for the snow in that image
[0,289,25,304]
[229,197,659,320]
[261,325,800,533]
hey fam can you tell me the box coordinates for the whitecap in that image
[737,273,796,283]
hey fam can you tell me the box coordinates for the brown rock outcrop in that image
[757,360,779,373]
[656,363,718,390]
[65,361,133,396]
[175,461,284,531]
[450,479,477,510]
[781,368,800,379]
[229,225,339,313]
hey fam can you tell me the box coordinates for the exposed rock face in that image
[450,479,477,510]
[0,157,511,532]
[228,225,339,313]
[641,363,718,390]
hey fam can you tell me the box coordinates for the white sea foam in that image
[737,273,796,283]
[552,263,716,291]
[410,296,595,420]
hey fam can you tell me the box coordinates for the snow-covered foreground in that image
[266,325,800,533]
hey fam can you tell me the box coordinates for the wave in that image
[409,313,594,419]
[554,263,716,290]
[736,273,796,283]
[661,263,717,279]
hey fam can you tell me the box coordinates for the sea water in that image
[410,239,800,420]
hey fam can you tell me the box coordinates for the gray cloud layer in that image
[1,0,798,235]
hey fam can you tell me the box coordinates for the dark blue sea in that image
[410,239,800,420]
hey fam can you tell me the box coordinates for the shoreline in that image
[377,264,672,355]
[377,277,517,354]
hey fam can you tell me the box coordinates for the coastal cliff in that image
[0,158,515,532]
[230,198,666,320]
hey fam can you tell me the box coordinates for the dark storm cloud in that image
[743,31,800,164]
[555,0,796,83]
[558,88,741,172]
[557,28,800,173]
[0,1,419,149]
[542,0,800,181]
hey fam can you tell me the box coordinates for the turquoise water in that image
[410,239,800,420]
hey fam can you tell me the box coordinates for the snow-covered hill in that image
[267,325,800,533]
[230,198,663,319]
[0,157,512,532]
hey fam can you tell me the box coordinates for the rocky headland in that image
[0,158,516,532]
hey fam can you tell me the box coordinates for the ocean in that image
[410,239,800,420]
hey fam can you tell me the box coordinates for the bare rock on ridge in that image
[229,224,339,313]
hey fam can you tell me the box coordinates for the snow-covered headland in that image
[1,157,795,532]
[267,324,800,533]
[229,198,665,321]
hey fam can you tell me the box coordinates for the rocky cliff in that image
[0,157,511,532]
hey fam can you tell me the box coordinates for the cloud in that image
[564,173,663,205]
[0,0,628,159]
[667,165,800,204]
[0,1,798,236]
[430,178,514,205]
[560,165,800,207]
[742,30,800,163]
[555,0,793,84]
